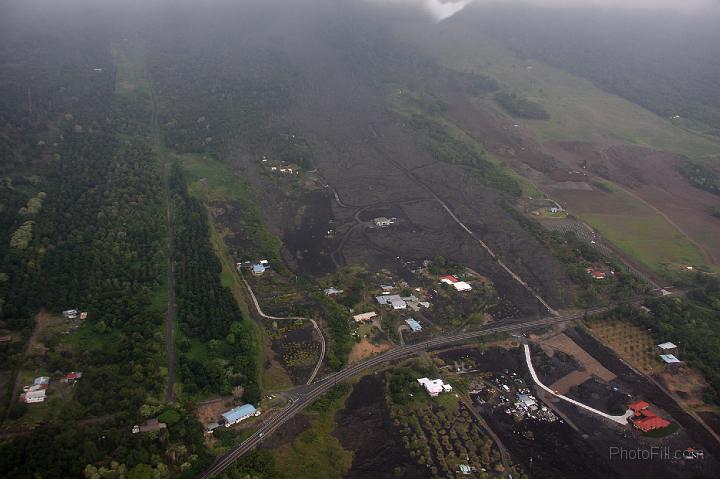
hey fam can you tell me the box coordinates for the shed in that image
[660,354,681,364]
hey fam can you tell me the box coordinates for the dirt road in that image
[240,273,325,385]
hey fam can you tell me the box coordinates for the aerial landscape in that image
[1,0,720,478]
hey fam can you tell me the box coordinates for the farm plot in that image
[585,319,661,374]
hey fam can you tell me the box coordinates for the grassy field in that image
[553,186,707,274]
[273,384,353,479]
[406,26,720,159]
[111,40,150,99]
[586,319,661,373]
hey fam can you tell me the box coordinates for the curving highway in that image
[197,303,627,478]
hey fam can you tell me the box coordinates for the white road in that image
[524,343,633,425]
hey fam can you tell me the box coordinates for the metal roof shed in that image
[222,404,258,425]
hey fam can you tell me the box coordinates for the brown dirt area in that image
[196,397,234,424]
[348,338,391,364]
[535,331,616,382]
[657,368,717,412]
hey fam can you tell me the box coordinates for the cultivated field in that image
[585,319,660,374]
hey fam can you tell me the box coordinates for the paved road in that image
[197,303,627,478]
[240,273,325,385]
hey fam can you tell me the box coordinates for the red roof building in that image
[628,401,671,432]
[628,400,650,412]
[633,415,671,433]
[440,275,459,284]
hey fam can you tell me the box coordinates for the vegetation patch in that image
[273,384,353,479]
[494,91,550,120]
[678,160,720,196]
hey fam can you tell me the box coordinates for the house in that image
[380,285,394,292]
[440,275,459,285]
[417,378,453,397]
[657,342,677,352]
[549,206,560,213]
[587,268,606,280]
[353,312,377,322]
[79,312,88,320]
[33,377,50,387]
[459,464,471,475]
[252,263,266,275]
[517,393,538,411]
[323,287,343,296]
[405,318,422,332]
[628,400,650,413]
[0,335,12,343]
[453,281,472,292]
[64,372,83,382]
[20,389,46,403]
[62,309,79,319]
[373,217,394,227]
[376,295,407,309]
[628,403,671,433]
[221,404,260,427]
[390,299,407,310]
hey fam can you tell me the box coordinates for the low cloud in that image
[368,0,720,16]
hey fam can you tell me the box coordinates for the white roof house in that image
[417,378,453,397]
[660,354,682,364]
[390,299,407,310]
[657,342,677,350]
[353,312,377,322]
[453,281,472,291]
[376,295,407,309]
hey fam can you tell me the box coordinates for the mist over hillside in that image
[453,2,720,133]
[2,1,720,478]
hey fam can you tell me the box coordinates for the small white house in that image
[453,281,472,292]
[417,378,452,397]
[353,312,377,322]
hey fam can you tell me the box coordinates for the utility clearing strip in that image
[524,343,632,425]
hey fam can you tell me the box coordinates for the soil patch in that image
[348,338,391,364]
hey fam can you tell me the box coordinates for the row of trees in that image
[170,164,261,403]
